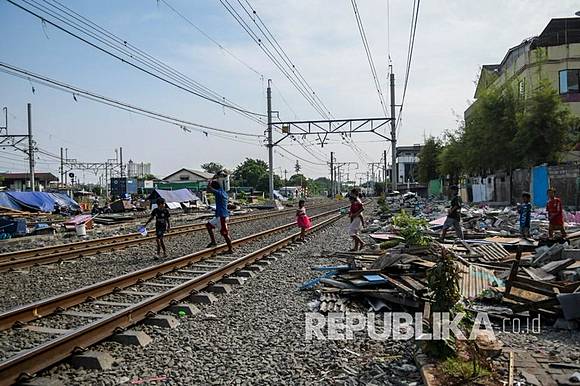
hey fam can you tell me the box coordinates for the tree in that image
[514,79,573,166]
[288,173,306,187]
[142,173,157,180]
[232,158,281,193]
[201,162,224,175]
[417,136,442,183]
[438,129,464,184]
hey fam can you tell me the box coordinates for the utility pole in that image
[329,151,334,197]
[284,169,287,186]
[60,147,64,189]
[383,149,388,194]
[65,148,68,186]
[27,103,35,192]
[266,79,274,199]
[389,66,397,193]
[119,147,124,178]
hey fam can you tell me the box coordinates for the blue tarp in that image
[147,188,198,204]
[531,165,549,207]
[0,192,23,211]
[3,191,80,213]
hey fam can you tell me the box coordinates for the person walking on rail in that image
[206,180,234,254]
[547,187,567,239]
[348,193,365,251]
[296,199,312,241]
[440,185,464,241]
[144,197,170,258]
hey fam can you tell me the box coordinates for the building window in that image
[179,175,190,181]
[559,69,580,94]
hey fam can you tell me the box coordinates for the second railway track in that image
[0,200,343,272]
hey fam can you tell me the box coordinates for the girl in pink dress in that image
[296,199,312,241]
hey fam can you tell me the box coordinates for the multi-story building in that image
[127,160,151,178]
[396,145,422,184]
[466,17,580,119]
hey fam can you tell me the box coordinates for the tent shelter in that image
[147,188,199,209]
[0,191,80,213]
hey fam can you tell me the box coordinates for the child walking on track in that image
[145,198,170,258]
[348,194,365,251]
[296,199,312,241]
[206,180,234,254]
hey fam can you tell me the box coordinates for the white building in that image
[162,168,213,183]
[396,145,422,184]
[127,160,151,178]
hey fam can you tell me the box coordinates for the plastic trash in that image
[137,226,148,236]
[178,310,186,318]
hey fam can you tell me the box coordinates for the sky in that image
[0,0,578,184]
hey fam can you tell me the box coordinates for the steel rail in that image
[0,207,343,331]
[0,202,342,272]
[0,212,342,386]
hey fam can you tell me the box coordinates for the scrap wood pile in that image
[304,242,504,314]
[306,227,580,327]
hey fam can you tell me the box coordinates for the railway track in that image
[0,207,344,385]
[0,200,342,272]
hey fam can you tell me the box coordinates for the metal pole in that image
[60,147,64,189]
[384,149,388,194]
[267,79,274,199]
[390,66,397,193]
[119,147,124,178]
[27,103,35,192]
[65,148,68,186]
[330,151,334,197]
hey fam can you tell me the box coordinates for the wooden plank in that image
[521,267,556,282]
[510,298,560,313]
[381,274,414,294]
[504,247,522,296]
[400,275,426,292]
[541,258,575,274]
[508,352,514,386]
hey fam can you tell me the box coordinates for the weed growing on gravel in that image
[392,211,431,246]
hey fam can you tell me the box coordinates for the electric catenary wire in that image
[350,0,388,117]
[0,62,265,141]
[5,0,266,120]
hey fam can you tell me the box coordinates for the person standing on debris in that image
[517,192,532,238]
[440,185,464,241]
[296,199,312,241]
[206,180,234,253]
[547,188,566,239]
[348,194,365,251]
[144,197,170,258]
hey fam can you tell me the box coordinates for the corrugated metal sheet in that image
[457,262,504,299]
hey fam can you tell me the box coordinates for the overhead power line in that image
[6,0,266,120]
[0,61,265,140]
[350,0,388,117]
[396,0,420,137]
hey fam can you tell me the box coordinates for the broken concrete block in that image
[189,292,218,304]
[143,315,179,329]
[111,330,152,347]
[207,284,232,294]
[557,293,580,320]
[553,318,579,330]
[168,303,200,316]
[70,351,115,370]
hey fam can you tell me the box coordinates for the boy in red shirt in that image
[546,188,566,239]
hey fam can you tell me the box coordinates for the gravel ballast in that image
[35,208,422,385]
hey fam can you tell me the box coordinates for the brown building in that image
[0,172,59,191]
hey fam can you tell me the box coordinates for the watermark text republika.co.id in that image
[305,312,541,341]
